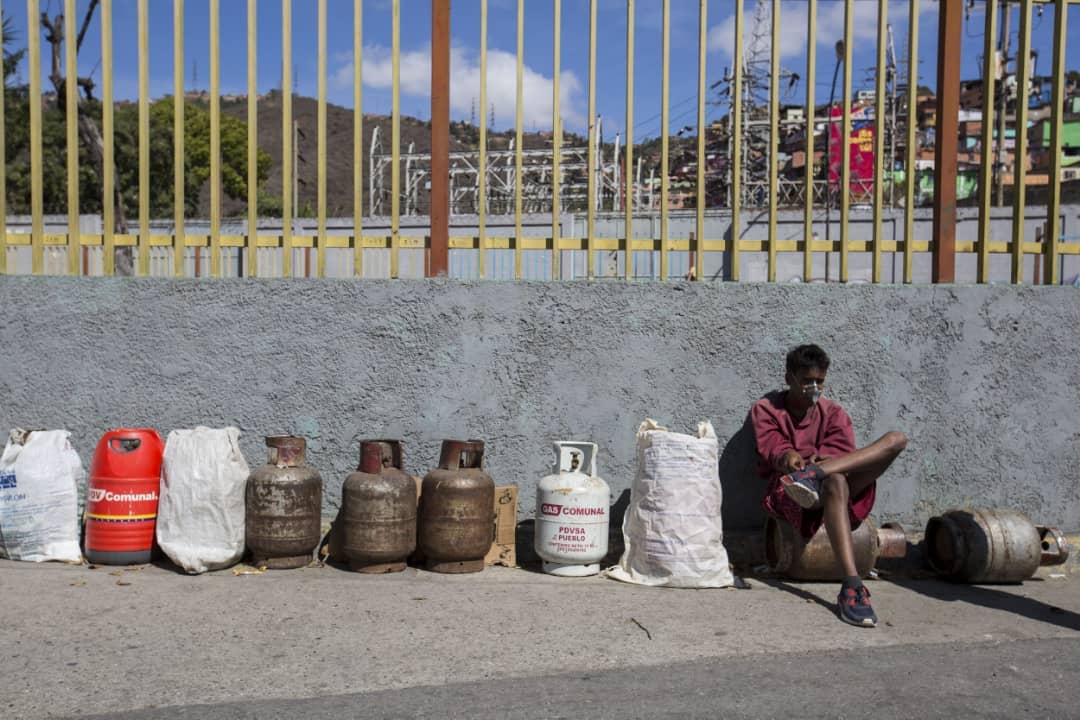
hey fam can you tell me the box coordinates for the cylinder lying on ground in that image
[924,508,1069,583]
[765,516,906,581]
[245,436,323,570]
[341,440,417,573]
[418,439,494,574]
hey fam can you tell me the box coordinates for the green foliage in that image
[3,89,272,217]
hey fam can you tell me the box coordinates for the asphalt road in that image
[88,637,1080,719]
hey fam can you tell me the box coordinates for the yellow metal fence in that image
[1,0,1079,281]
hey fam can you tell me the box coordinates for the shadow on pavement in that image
[755,577,837,613]
[893,577,1080,632]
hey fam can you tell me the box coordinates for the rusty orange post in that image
[429,0,450,277]
[932,0,961,283]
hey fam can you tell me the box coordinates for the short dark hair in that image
[786,344,830,375]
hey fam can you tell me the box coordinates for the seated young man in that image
[751,344,907,628]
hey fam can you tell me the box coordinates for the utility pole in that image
[933,0,962,283]
[430,0,450,276]
[996,0,1011,207]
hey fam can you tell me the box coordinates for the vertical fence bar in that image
[138,0,150,276]
[587,0,598,278]
[175,0,186,277]
[839,0,853,282]
[624,0,634,281]
[102,0,114,275]
[209,0,221,278]
[730,0,742,282]
[977,0,997,284]
[659,0,670,281]
[65,0,79,276]
[282,0,292,277]
[478,0,487,279]
[1011,0,1032,284]
[903,0,919,283]
[28,0,43,274]
[932,0,960,283]
[767,0,779,282]
[1045,0,1066,285]
[247,0,257,277]
[551,0,561,280]
[695,0,706,280]
[317,0,327,278]
[871,0,887,283]
[354,0,363,279]
[0,0,6,275]
[514,0,523,279]
[803,0,816,283]
[391,0,400,278]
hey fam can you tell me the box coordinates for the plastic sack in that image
[605,419,733,588]
[156,427,250,574]
[0,429,84,562]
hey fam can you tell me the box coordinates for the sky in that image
[5,1,1080,141]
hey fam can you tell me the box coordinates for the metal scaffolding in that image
[368,119,635,217]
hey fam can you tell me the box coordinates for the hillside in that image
[211,90,595,218]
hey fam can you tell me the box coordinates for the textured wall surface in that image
[3,278,1079,530]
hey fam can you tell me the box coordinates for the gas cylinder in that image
[245,436,323,569]
[765,516,907,581]
[85,429,165,565]
[924,508,1070,583]
[534,441,610,576]
[418,439,494,574]
[341,440,417,573]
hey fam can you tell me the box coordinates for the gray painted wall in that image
[2,278,1078,531]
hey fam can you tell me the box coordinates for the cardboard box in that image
[485,485,518,568]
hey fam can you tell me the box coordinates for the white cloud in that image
[336,44,585,130]
[707,0,937,63]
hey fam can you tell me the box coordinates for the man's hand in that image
[778,450,804,474]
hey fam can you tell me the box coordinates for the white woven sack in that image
[0,429,84,563]
[605,419,733,588]
[156,427,249,574]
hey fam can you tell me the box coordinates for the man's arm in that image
[750,401,801,474]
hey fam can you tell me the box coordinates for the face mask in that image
[802,382,822,405]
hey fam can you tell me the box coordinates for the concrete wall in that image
[2,278,1079,531]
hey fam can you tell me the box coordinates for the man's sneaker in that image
[837,585,878,628]
[780,464,825,509]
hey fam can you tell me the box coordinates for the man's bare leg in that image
[821,473,857,576]
[814,432,907,577]
[815,431,908,495]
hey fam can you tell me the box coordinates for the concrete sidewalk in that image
[2,559,1078,718]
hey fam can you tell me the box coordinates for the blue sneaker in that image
[780,464,825,509]
[838,585,878,628]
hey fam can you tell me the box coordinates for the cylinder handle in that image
[438,439,485,470]
[552,441,597,476]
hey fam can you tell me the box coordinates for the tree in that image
[3,14,26,85]
[3,9,271,223]
[5,96,271,221]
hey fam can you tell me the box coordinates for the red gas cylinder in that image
[85,429,165,565]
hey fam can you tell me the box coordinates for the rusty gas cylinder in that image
[924,508,1070,583]
[765,516,907,581]
[245,436,323,569]
[341,440,417,573]
[418,439,495,574]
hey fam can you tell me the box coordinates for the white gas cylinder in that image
[535,441,610,576]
